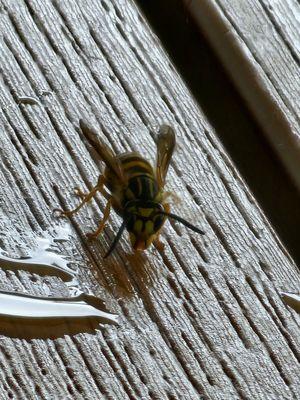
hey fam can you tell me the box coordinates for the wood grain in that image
[186,0,300,190]
[0,0,299,399]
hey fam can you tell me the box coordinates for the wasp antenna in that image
[158,211,205,235]
[104,220,127,258]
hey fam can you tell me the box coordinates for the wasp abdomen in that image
[118,154,159,203]
[125,175,158,202]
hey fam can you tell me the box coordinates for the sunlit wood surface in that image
[0,0,299,399]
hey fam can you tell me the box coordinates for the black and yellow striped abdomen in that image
[121,154,159,205]
[104,152,161,206]
[126,174,158,201]
[103,152,165,250]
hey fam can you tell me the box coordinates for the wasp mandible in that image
[56,120,204,257]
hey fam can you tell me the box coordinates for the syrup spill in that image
[0,225,119,336]
[281,292,300,314]
[0,248,74,281]
[0,225,74,281]
[0,290,118,323]
[0,290,118,338]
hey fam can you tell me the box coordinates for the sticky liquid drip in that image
[0,290,118,323]
[0,225,74,281]
[0,225,118,333]
[0,248,74,281]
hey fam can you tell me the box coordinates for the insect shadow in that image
[88,238,162,300]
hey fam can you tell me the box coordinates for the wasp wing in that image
[156,125,176,188]
[79,119,125,183]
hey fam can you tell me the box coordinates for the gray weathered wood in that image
[186,0,300,190]
[0,0,299,399]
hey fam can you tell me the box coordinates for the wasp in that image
[55,120,204,257]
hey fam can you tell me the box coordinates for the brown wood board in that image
[0,0,299,399]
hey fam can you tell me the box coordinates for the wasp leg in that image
[55,176,105,217]
[163,203,171,213]
[73,187,87,200]
[86,198,112,240]
[74,186,110,201]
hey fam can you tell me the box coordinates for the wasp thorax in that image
[124,201,166,251]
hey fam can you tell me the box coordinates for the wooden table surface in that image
[186,0,300,189]
[0,0,299,399]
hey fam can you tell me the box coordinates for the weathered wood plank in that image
[0,0,299,399]
[186,0,300,189]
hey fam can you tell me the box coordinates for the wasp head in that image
[104,200,204,258]
[124,200,166,251]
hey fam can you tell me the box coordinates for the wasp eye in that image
[153,215,164,232]
[126,216,135,232]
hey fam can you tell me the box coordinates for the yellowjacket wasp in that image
[56,121,204,257]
